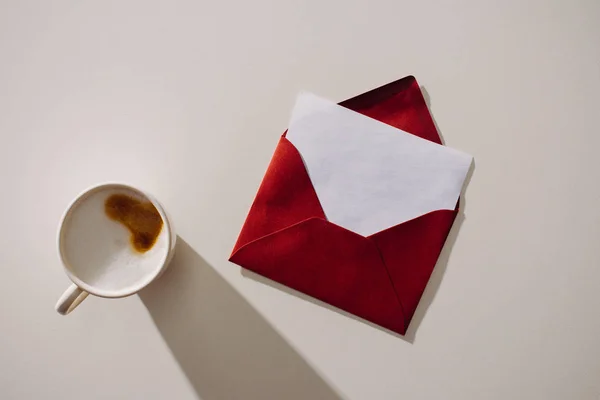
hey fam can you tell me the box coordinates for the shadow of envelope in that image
[139,238,344,400]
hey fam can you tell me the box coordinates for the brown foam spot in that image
[104,193,163,253]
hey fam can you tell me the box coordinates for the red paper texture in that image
[230,76,458,335]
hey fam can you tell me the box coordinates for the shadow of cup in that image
[139,238,343,400]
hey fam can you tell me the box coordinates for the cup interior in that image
[58,184,171,298]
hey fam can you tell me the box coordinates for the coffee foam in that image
[60,187,169,296]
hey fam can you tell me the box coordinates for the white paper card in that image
[286,92,472,237]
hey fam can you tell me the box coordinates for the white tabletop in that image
[2,1,599,399]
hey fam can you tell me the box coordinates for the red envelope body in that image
[230,76,457,335]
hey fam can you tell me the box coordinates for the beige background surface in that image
[1,1,599,399]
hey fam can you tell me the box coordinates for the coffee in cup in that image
[55,183,175,314]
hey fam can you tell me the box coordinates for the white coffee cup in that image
[55,183,176,315]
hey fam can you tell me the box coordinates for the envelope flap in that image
[231,137,325,255]
[339,76,441,144]
[232,217,406,334]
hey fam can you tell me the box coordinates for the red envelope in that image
[230,76,467,335]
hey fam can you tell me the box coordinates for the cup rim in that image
[57,182,173,298]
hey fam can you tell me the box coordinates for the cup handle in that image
[55,284,89,315]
